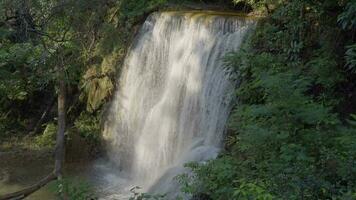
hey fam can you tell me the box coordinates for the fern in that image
[345,44,356,73]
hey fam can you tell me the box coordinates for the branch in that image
[40,1,74,28]
[264,3,271,14]
[30,95,57,135]
[27,28,70,43]
[0,16,17,27]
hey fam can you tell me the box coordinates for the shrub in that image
[74,112,101,145]
[52,178,97,200]
[34,123,57,148]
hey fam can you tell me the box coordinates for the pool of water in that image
[0,152,137,200]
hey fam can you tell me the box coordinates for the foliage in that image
[177,157,239,199]
[0,0,186,140]
[345,44,356,73]
[0,0,172,139]
[339,0,356,74]
[74,112,101,144]
[0,0,80,138]
[178,157,277,200]
[232,0,283,11]
[51,178,97,200]
[233,180,274,200]
[337,0,356,30]
[180,0,356,199]
[119,0,167,23]
[34,122,57,148]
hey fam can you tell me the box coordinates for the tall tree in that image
[0,1,71,199]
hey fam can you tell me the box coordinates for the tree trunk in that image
[54,67,66,178]
[0,65,67,200]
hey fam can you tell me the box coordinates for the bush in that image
[74,112,101,145]
[51,178,97,200]
[34,123,57,148]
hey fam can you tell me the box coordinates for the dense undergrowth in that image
[178,0,356,199]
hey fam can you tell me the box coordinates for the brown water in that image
[0,152,94,200]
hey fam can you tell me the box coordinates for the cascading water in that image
[101,11,254,199]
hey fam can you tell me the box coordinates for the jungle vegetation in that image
[0,0,355,199]
[178,0,356,200]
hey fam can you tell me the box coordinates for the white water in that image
[102,11,254,199]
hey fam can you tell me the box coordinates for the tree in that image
[0,1,71,199]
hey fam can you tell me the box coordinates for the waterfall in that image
[102,11,254,198]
